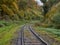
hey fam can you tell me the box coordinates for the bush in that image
[51,13,60,29]
[52,13,60,24]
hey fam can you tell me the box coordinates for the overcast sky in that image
[35,0,43,6]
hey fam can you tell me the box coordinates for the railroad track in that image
[10,25,49,45]
[28,25,49,45]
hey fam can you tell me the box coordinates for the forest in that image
[0,0,60,45]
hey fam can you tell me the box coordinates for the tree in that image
[40,0,60,15]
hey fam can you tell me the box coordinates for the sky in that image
[35,0,43,6]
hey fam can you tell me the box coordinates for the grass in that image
[35,27,60,37]
[0,25,19,45]
[0,20,26,45]
[34,26,60,45]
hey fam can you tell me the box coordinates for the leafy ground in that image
[33,26,60,45]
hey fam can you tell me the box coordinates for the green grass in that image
[0,24,19,45]
[34,26,60,41]
[36,27,60,36]
[0,20,26,45]
[0,20,6,24]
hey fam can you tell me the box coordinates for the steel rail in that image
[29,26,49,45]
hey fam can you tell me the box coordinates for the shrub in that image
[52,13,60,24]
[51,13,60,29]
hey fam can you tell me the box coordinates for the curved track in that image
[10,25,49,45]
